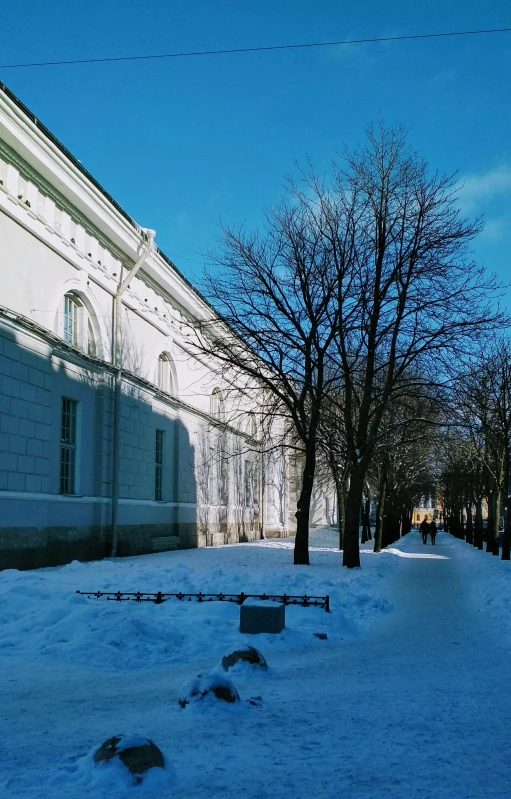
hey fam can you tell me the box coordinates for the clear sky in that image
[2,1,510,308]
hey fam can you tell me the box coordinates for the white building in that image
[0,82,296,570]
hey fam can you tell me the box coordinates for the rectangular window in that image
[60,398,77,494]
[155,429,164,501]
[63,296,78,346]
[244,461,254,508]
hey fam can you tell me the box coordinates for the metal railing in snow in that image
[76,590,330,612]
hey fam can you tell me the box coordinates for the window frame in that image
[157,353,173,394]
[63,295,79,347]
[60,397,78,495]
[155,428,164,501]
[61,293,97,356]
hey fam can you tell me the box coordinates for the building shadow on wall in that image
[0,321,197,569]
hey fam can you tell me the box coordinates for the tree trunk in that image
[493,494,502,556]
[337,480,345,551]
[365,495,372,540]
[401,509,412,535]
[501,495,511,560]
[382,501,400,547]
[361,495,371,543]
[486,492,498,554]
[373,473,387,554]
[293,444,316,565]
[501,452,510,560]
[465,504,473,545]
[474,500,484,550]
[343,465,364,567]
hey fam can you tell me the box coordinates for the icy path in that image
[212,532,511,799]
[1,532,511,798]
[299,534,511,799]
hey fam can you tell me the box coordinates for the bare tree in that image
[189,122,505,568]
[301,123,505,567]
[452,339,511,558]
[187,200,340,564]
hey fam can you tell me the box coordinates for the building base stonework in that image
[0,520,266,571]
[0,526,108,570]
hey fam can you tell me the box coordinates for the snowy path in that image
[1,532,511,798]
[294,534,511,799]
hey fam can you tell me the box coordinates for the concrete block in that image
[35,423,50,441]
[0,354,13,376]
[27,439,43,457]
[3,339,20,362]
[10,435,26,455]
[11,361,28,382]
[152,536,179,552]
[2,376,20,398]
[26,474,42,492]
[20,347,51,368]
[8,472,25,491]
[19,383,37,403]
[28,367,46,388]
[26,403,45,422]
[10,398,28,419]
[239,600,286,634]
[17,455,35,473]
[36,387,50,404]
[0,452,17,471]
[33,456,49,475]
[1,414,18,434]
[0,393,10,413]
[18,418,36,438]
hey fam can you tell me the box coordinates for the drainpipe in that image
[110,228,156,557]
[260,448,266,540]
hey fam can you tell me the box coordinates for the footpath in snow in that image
[1,530,511,798]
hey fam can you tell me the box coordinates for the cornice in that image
[0,137,129,265]
[0,85,214,324]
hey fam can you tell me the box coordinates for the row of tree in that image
[187,123,507,567]
[440,339,511,560]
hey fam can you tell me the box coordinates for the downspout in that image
[260,447,266,539]
[110,228,156,557]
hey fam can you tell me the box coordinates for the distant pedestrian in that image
[429,520,437,545]
[420,518,429,545]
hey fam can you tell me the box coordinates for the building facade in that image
[0,83,295,570]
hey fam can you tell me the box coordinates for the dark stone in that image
[93,735,164,780]
[239,601,285,634]
[178,673,240,707]
[248,696,263,706]
[222,646,268,671]
[314,633,328,640]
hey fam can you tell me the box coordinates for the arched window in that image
[59,292,97,356]
[246,412,257,438]
[157,353,174,394]
[210,388,225,421]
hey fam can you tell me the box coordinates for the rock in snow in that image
[178,673,240,707]
[93,734,165,782]
[221,645,268,671]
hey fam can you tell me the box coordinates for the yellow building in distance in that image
[413,496,441,526]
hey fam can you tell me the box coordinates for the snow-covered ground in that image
[1,529,511,798]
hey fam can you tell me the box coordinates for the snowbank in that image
[0,532,397,673]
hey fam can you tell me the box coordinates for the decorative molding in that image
[0,138,129,265]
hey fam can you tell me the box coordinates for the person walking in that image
[420,517,429,545]
[429,520,437,545]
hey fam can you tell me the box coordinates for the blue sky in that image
[2,1,511,308]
